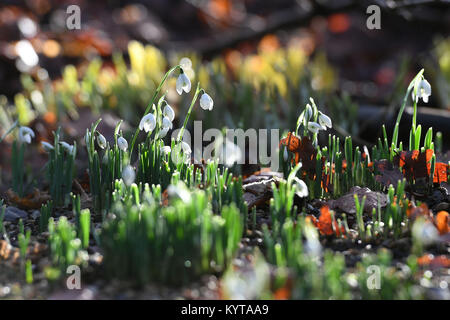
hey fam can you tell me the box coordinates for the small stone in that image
[3,207,28,222]
[31,210,40,220]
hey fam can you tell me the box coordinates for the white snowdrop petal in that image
[318,112,332,129]
[307,122,322,134]
[139,113,156,133]
[181,141,191,154]
[41,141,54,151]
[161,146,171,155]
[97,133,107,149]
[163,104,175,122]
[59,141,74,154]
[294,177,309,198]
[157,127,169,139]
[117,137,128,151]
[162,116,173,130]
[200,93,214,111]
[122,165,136,186]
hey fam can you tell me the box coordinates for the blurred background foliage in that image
[0,0,449,148]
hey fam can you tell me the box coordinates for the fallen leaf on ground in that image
[406,202,432,220]
[308,206,345,237]
[435,211,449,235]
[6,188,51,210]
[374,159,404,188]
[417,254,450,268]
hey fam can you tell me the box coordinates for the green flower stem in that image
[0,120,18,143]
[391,69,424,152]
[177,82,201,143]
[130,65,180,156]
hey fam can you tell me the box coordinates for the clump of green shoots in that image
[18,219,31,266]
[85,119,128,215]
[44,128,76,206]
[100,185,242,285]
[47,217,87,273]
[39,201,53,233]
[11,125,35,197]
[263,217,350,299]
[270,163,306,227]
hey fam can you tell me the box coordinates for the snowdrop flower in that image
[305,104,313,121]
[304,222,321,257]
[293,177,309,198]
[162,116,173,130]
[412,78,431,103]
[161,145,171,156]
[412,218,438,246]
[157,127,169,139]
[139,112,156,133]
[122,165,135,186]
[181,141,192,155]
[167,181,192,203]
[179,57,192,71]
[59,141,74,154]
[85,131,91,146]
[18,126,35,144]
[176,71,191,95]
[97,133,107,149]
[163,104,175,122]
[199,92,214,111]
[117,136,128,151]
[307,122,323,134]
[41,141,54,152]
[318,112,332,130]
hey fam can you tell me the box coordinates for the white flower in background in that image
[179,57,192,71]
[199,92,214,111]
[304,222,321,258]
[318,112,332,130]
[122,165,135,186]
[163,104,175,122]
[293,177,309,198]
[59,141,74,154]
[157,127,169,139]
[171,142,191,165]
[41,141,54,152]
[117,136,128,151]
[18,126,35,144]
[15,40,39,69]
[176,72,191,95]
[218,140,242,167]
[161,145,171,155]
[412,218,438,246]
[307,122,323,134]
[97,133,107,149]
[139,112,156,133]
[412,78,431,103]
[167,181,192,203]
[162,116,173,130]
